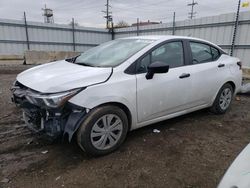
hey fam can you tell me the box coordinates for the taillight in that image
[237,61,242,70]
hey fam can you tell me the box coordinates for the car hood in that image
[218,143,250,188]
[17,60,112,93]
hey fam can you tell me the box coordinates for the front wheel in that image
[210,83,233,114]
[77,105,128,156]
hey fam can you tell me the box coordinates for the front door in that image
[136,41,193,123]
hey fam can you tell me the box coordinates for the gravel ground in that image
[0,70,250,188]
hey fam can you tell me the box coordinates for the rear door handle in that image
[218,64,225,68]
[179,73,190,79]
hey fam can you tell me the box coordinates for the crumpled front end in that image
[11,81,86,141]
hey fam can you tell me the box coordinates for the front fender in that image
[69,91,137,130]
[68,71,137,130]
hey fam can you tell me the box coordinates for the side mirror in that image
[146,61,169,80]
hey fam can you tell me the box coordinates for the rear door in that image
[186,41,226,106]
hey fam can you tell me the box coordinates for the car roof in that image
[121,35,224,52]
[122,35,206,42]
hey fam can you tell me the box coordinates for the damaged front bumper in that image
[11,81,87,141]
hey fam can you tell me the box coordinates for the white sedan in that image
[218,143,250,188]
[11,36,242,156]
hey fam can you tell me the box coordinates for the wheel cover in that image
[219,88,232,110]
[90,114,123,150]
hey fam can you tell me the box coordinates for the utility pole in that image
[230,0,241,56]
[172,12,176,35]
[136,18,139,36]
[102,0,112,29]
[188,0,198,19]
[72,18,76,51]
[23,12,30,51]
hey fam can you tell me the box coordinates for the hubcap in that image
[90,114,123,150]
[219,88,232,110]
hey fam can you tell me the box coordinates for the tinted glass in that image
[151,42,184,68]
[137,41,184,73]
[137,54,150,73]
[190,42,213,64]
[211,47,220,60]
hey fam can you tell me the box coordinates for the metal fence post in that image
[172,12,176,35]
[23,12,30,51]
[137,18,139,36]
[230,0,241,56]
[72,18,76,51]
[111,22,115,40]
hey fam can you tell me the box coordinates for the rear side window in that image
[190,42,221,64]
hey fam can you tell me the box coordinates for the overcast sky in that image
[0,0,249,28]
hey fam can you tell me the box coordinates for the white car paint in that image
[16,35,242,131]
[17,60,112,93]
[218,143,250,188]
[136,64,194,122]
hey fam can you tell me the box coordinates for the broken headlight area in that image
[11,81,87,140]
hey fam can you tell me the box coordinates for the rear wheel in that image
[77,105,128,156]
[210,83,233,114]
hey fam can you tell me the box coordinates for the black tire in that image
[210,83,233,114]
[77,105,128,156]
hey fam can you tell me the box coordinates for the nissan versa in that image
[11,36,242,156]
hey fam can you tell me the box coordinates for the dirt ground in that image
[0,69,250,188]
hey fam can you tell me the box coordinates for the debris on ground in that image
[1,178,10,183]
[216,123,223,127]
[169,128,176,131]
[153,129,160,133]
[14,124,27,129]
[55,176,61,181]
[41,150,48,154]
[241,83,250,94]
[235,96,241,101]
[27,140,33,145]
[0,113,11,120]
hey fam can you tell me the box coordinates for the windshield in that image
[75,39,155,67]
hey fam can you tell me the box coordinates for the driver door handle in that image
[179,73,190,79]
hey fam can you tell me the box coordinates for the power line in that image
[188,0,198,19]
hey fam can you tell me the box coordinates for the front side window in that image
[190,42,218,64]
[75,39,155,67]
[137,41,184,73]
[137,54,150,73]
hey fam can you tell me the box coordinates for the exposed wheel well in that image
[97,102,132,131]
[225,81,236,93]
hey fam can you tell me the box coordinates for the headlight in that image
[25,89,80,108]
